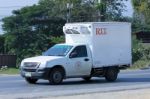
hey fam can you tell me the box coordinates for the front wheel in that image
[105,67,118,82]
[25,78,38,84]
[49,68,64,85]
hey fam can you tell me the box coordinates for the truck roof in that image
[56,43,87,46]
[65,22,131,25]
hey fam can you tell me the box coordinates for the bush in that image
[132,36,150,69]
[131,60,150,69]
[132,36,143,63]
[0,66,8,71]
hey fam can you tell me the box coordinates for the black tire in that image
[49,68,64,85]
[105,67,118,82]
[82,77,91,81]
[25,78,38,84]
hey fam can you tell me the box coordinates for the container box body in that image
[63,22,132,68]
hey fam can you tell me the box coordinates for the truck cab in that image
[20,43,92,84]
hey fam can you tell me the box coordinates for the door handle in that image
[84,58,89,61]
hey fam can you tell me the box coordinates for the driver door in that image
[68,45,92,76]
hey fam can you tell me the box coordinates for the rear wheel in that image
[105,67,118,82]
[25,78,38,84]
[49,68,64,85]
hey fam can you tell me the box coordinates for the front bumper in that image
[20,68,51,79]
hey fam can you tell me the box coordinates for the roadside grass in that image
[0,67,19,74]
[130,60,150,69]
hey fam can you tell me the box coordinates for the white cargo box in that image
[63,22,132,68]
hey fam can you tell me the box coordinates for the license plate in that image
[25,72,31,77]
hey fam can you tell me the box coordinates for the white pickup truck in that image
[20,22,132,84]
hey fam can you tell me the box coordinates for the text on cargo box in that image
[96,28,107,35]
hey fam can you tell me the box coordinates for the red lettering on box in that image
[96,28,107,35]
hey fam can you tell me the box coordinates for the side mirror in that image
[69,52,78,58]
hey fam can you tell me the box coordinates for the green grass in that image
[0,68,19,74]
[130,60,150,69]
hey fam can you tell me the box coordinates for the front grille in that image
[23,62,39,68]
[23,68,36,72]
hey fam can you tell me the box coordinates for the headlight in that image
[23,62,40,68]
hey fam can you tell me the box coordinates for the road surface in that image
[1,69,150,99]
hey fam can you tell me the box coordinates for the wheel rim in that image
[53,71,62,83]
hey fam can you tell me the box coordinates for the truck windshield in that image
[43,45,73,56]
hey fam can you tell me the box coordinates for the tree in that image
[2,2,66,64]
[94,0,128,21]
[0,35,5,54]
[132,0,150,32]
[41,0,128,22]
[2,0,127,64]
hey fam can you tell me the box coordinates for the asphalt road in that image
[1,69,150,99]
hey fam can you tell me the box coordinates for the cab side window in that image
[70,45,87,58]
